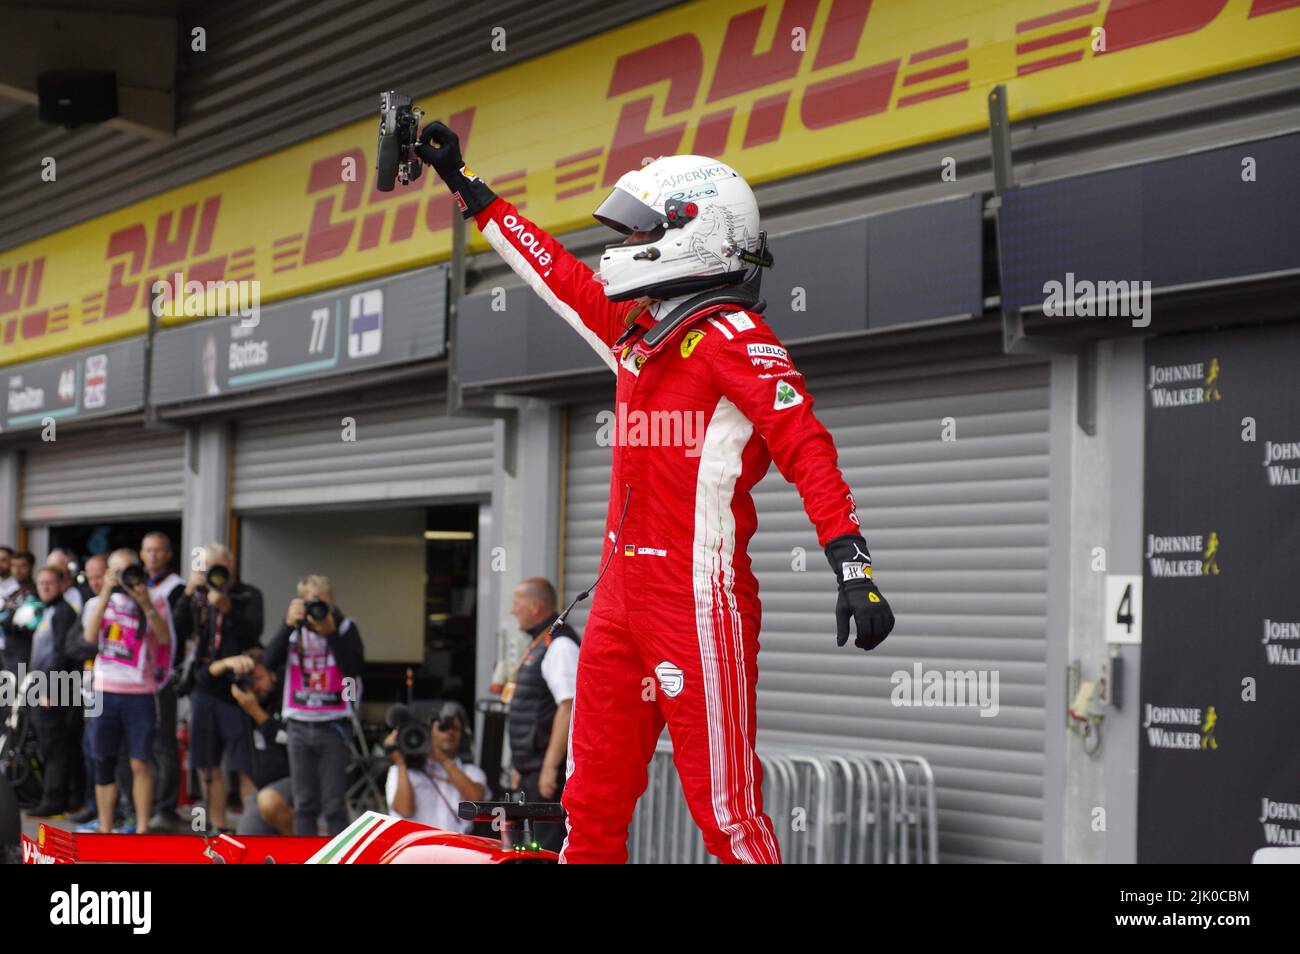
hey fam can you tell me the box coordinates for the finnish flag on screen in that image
[348,290,383,358]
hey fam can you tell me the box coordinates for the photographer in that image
[385,702,487,834]
[81,549,171,834]
[263,574,363,837]
[226,652,294,836]
[27,565,92,818]
[172,543,264,834]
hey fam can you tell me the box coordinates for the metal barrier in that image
[628,743,938,864]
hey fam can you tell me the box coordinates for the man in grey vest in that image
[505,578,578,854]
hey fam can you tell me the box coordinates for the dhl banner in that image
[3,0,1299,365]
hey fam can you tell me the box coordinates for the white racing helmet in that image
[594,155,761,302]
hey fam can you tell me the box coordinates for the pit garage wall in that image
[12,424,189,561]
[229,392,498,667]
[1103,341,1146,865]
[239,508,427,665]
[0,449,18,544]
[1043,341,1146,865]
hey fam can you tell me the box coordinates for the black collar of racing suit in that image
[614,282,766,356]
[614,229,774,355]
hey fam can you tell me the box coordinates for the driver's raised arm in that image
[416,121,633,371]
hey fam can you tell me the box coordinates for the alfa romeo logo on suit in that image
[774,380,804,409]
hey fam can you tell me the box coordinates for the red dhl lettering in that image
[0,257,44,313]
[102,195,226,319]
[601,0,1290,176]
[2,0,1298,357]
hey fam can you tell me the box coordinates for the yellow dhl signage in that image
[2,0,1298,365]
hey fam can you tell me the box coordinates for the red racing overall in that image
[474,197,860,864]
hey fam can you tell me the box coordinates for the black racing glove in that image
[414,120,497,220]
[825,534,895,651]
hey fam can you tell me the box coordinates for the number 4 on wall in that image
[1105,575,1142,645]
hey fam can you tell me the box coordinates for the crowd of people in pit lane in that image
[0,537,539,840]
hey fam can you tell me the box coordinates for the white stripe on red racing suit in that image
[474,197,861,864]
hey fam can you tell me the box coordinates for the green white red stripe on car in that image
[307,811,402,864]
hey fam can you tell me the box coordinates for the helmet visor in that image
[593,187,664,235]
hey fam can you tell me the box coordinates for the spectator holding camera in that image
[27,565,93,818]
[81,548,172,833]
[173,542,264,834]
[264,574,363,836]
[225,651,295,836]
[385,702,487,834]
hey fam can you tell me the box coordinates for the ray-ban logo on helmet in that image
[655,661,684,698]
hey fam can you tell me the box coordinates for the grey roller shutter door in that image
[561,399,619,617]
[562,359,1051,864]
[232,396,496,511]
[21,428,186,523]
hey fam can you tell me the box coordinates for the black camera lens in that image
[304,598,330,621]
[206,565,230,589]
[119,564,146,589]
[398,722,430,757]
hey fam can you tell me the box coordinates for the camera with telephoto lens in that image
[114,563,147,594]
[303,598,330,625]
[375,90,424,192]
[205,564,231,590]
[384,703,431,771]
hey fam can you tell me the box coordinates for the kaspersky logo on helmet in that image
[658,163,733,191]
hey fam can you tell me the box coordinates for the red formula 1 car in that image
[19,801,559,865]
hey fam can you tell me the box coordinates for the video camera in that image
[375,90,423,192]
[385,703,431,770]
[384,701,467,771]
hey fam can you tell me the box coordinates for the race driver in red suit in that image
[416,123,895,864]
